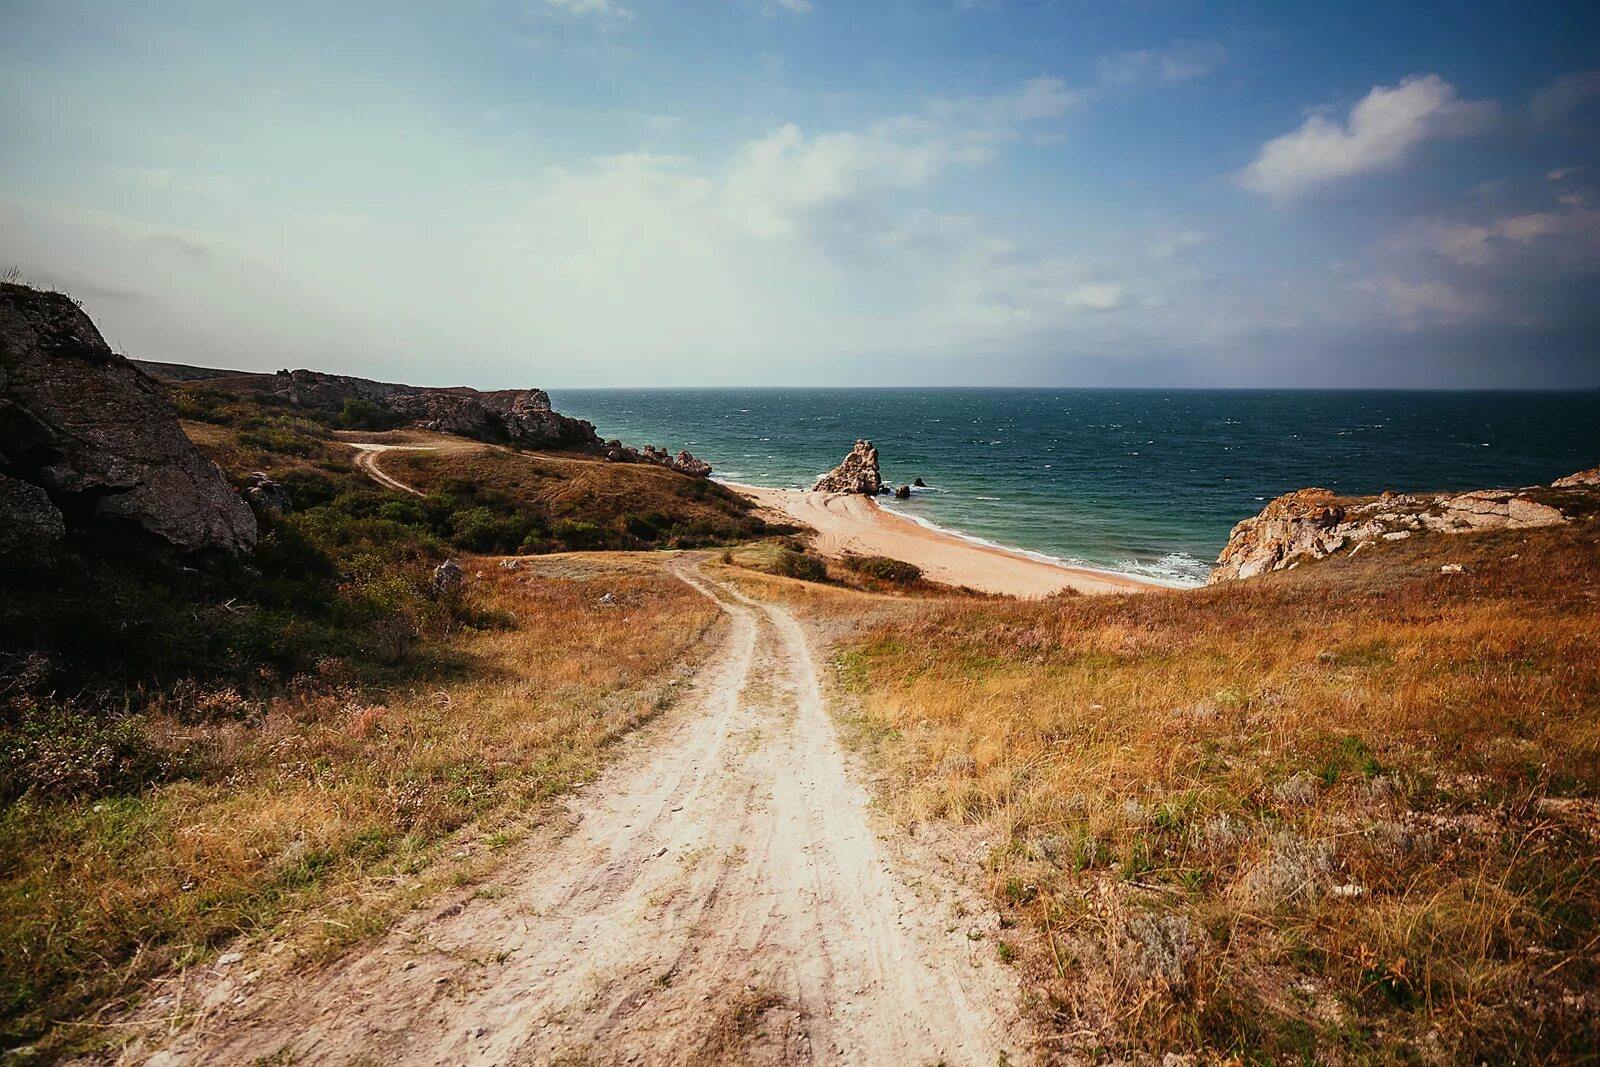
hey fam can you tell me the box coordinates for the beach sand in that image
[736,485,1155,598]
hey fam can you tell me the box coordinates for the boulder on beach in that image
[895,485,911,499]
[814,440,883,495]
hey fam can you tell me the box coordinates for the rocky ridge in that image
[0,283,256,556]
[142,363,714,478]
[1210,474,1589,583]
[814,439,883,495]
[229,368,602,451]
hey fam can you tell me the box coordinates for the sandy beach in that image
[736,485,1156,598]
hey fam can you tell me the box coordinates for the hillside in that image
[817,475,1600,1063]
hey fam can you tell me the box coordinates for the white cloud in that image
[724,80,1076,237]
[1240,74,1499,201]
[1354,276,1496,329]
[542,0,631,19]
[764,0,813,14]
[1097,43,1226,87]
[1547,165,1586,182]
[1150,230,1206,258]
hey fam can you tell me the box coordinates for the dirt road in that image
[134,560,1027,1066]
[346,442,435,496]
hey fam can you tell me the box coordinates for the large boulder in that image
[0,283,256,555]
[814,440,883,495]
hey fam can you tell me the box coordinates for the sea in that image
[549,389,1600,587]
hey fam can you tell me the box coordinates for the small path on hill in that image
[131,558,1028,1067]
[345,442,437,496]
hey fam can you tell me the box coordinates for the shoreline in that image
[732,484,1163,597]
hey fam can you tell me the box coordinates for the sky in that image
[2,1,1598,389]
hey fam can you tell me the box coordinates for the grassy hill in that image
[821,509,1600,1063]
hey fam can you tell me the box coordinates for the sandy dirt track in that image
[131,559,1028,1066]
[345,443,436,496]
[738,485,1151,597]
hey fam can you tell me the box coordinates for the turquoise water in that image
[550,389,1600,586]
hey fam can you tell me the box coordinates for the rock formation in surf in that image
[814,440,883,495]
[1209,473,1592,583]
[0,282,257,556]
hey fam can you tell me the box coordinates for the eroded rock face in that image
[1210,473,1588,584]
[814,440,882,495]
[212,368,602,450]
[0,283,256,555]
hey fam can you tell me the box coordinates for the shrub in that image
[775,549,828,583]
[0,701,171,802]
[842,554,923,584]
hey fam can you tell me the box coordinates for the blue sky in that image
[2,0,1597,387]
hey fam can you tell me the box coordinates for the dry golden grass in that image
[828,521,1600,1064]
[0,554,720,1054]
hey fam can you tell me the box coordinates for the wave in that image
[878,500,1204,589]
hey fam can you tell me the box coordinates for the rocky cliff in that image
[223,368,602,450]
[0,283,257,555]
[1210,473,1591,583]
[814,440,883,495]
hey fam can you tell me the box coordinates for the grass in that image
[824,518,1600,1063]
[0,384,747,1055]
[0,556,721,1055]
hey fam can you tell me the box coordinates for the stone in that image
[813,440,882,495]
[894,484,911,499]
[1553,466,1600,488]
[1508,497,1564,527]
[913,477,927,488]
[243,471,292,516]
[0,282,256,556]
[431,558,464,599]
[0,471,65,549]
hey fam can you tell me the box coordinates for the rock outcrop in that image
[268,369,602,450]
[1554,466,1600,488]
[814,440,882,495]
[147,364,602,451]
[244,471,293,516]
[1210,474,1587,584]
[596,440,712,478]
[0,283,256,556]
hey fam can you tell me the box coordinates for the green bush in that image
[0,701,172,803]
[775,549,828,583]
[843,554,923,584]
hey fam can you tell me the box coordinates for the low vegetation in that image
[831,521,1600,1063]
[0,385,743,1054]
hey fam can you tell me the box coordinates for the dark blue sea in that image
[550,389,1600,586]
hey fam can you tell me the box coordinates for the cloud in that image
[724,79,1077,237]
[542,0,631,19]
[1096,43,1227,87]
[1547,165,1586,182]
[764,0,813,14]
[1150,230,1206,258]
[1239,74,1499,201]
[1531,69,1600,126]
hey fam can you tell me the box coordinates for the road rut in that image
[137,560,1026,1066]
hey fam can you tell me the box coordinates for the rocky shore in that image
[1210,468,1598,583]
